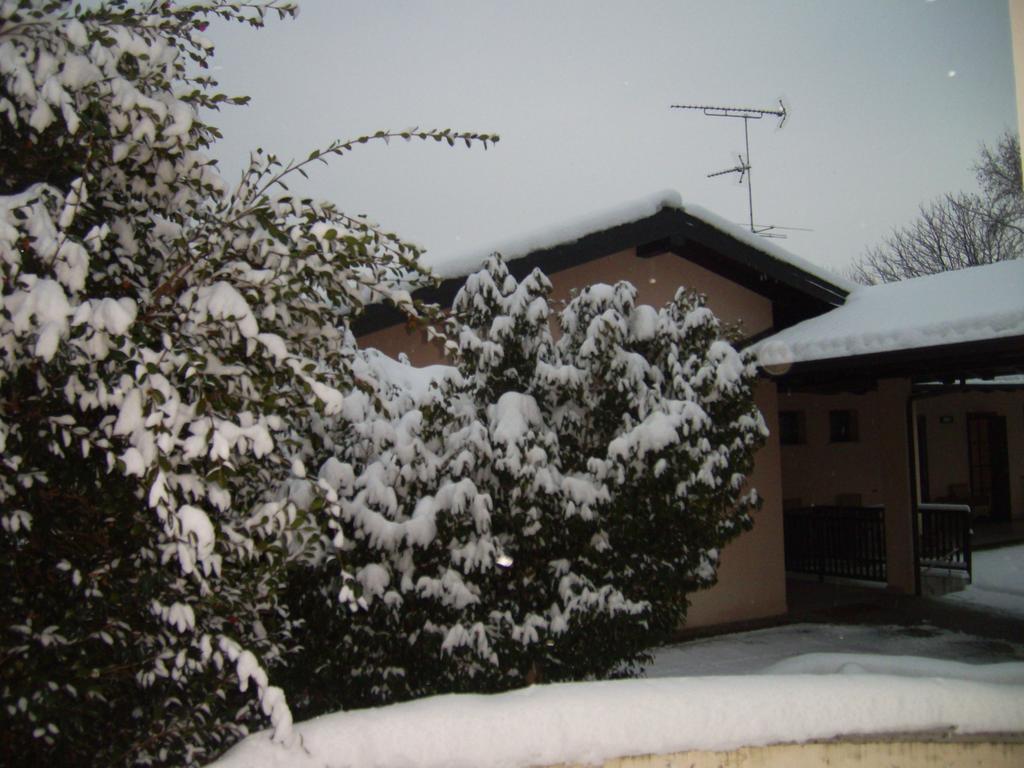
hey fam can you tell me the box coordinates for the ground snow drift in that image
[211,661,1024,768]
[940,543,1024,618]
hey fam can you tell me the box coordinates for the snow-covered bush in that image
[292,255,766,712]
[0,2,495,765]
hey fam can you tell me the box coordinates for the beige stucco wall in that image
[878,379,916,593]
[687,380,788,627]
[915,390,1024,520]
[358,247,787,629]
[776,380,916,593]
[359,321,448,365]
[360,248,775,363]
[777,389,886,508]
[540,249,774,335]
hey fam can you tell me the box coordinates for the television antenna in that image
[671,100,792,237]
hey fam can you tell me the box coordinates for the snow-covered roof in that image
[421,190,855,295]
[680,202,858,295]
[756,259,1024,368]
[918,374,1024,389]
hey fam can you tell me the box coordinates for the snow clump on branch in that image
[0,2,496,765]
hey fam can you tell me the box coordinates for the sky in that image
[206,0,1017,278]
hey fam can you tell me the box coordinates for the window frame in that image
[778,410,806,446]
[829,409,859,443]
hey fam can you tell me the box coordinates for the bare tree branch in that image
[850,132,1023,284]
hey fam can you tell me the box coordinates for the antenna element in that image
[671,99,789,235]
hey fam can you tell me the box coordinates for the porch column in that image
[877,378,916,593]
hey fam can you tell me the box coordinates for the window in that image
[779,410,806,445]
[829,409,859,443]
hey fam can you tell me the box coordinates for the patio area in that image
[973,518,1024,550]
[783,543,1024,647]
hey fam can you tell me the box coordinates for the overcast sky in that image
[206,0,1017,278]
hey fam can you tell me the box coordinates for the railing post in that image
[817,511,826,582]
[916,502,972,577]
[964,509,973,583]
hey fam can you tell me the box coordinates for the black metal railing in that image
[784,506,887,582]
[918,503,972,578]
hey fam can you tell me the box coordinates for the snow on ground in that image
[210,667,1024,768]
[764,653,1024,683]
[940,543,1024,618]
[212,621,1024,768]
[644,622,1023,678]
[211,548,1024,767]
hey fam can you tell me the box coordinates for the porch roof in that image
[755,259,1024,381]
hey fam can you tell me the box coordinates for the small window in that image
[779,410,806,445]
[829,409,859,443]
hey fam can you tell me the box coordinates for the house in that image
[354,191,1024,630]
[758,259,1024,594]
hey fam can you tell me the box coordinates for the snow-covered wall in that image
[210,666,1024,768]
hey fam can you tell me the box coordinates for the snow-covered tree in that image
[292,255,766,713]
[0,2,495,765]
[851,132,1023,284]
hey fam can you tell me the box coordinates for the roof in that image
[423,190,857,293]
[756,259,1024,381]
[355,191,852,335]
[915,374,1024,394]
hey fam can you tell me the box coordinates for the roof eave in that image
[670,214,849,308]
[770,334,1024,391]
[354,207,849,336]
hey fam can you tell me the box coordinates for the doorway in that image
[966,412,1011,521]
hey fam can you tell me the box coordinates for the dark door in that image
[967,412,1011,521]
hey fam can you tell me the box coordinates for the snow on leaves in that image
[0,2,496,765]
[1,1,756,761]
[300,254,766,705]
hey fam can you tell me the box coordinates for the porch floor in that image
[972,518,1024,550]
[784,576,1024,646]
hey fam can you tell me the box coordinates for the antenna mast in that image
[671,100,787,236]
